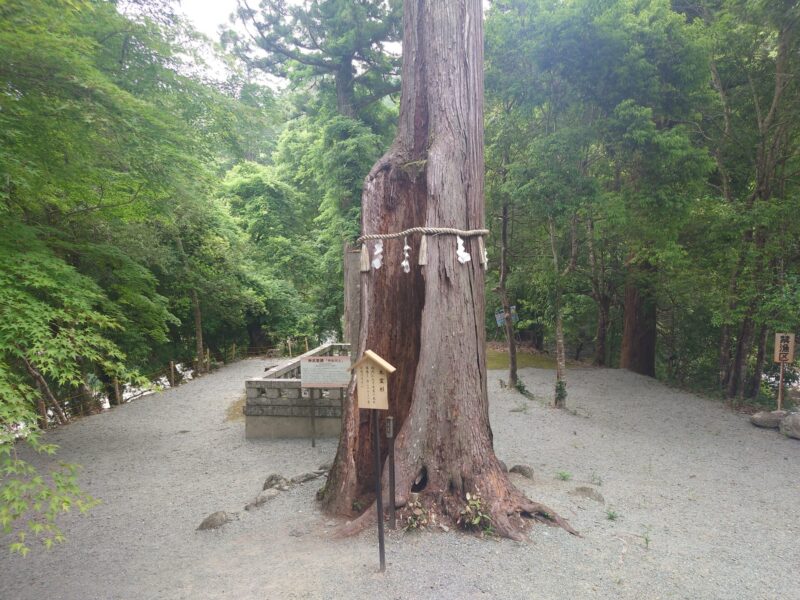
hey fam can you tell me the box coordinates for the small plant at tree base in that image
[642,525,652,549]
[458,490,494,536]
[351,499,364,513]
[514,379,528,395]
[606,509,620,521]
[556,470,572,481]
[403,494,429,532]
[554,380,567,406]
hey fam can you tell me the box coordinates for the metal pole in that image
[372,409,386,572]
[778,361,785,411]
[386,416,396,530]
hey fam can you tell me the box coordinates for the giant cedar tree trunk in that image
[619,267,656,377]
[322,0,572,540]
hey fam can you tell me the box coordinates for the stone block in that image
[246,416,343,439]
[264,387,281,399]
[281,387,301,399]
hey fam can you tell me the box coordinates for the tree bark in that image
[498,201,517,388]
[595,297,610,368]
[322,0,572,540]
[335,59,356,118]
[548,217,567,408]
[191,288,204,374]
[585,214,610,367]
[727,313,754,401]
[748,323,768,399]
[21,355,68,426]
[619,265,657,377]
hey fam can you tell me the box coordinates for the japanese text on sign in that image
[351,350,395,411]
[301,356,351,388]
[774,333,795,364]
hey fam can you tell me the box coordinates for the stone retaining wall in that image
[244,343,349,439]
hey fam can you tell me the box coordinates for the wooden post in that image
[232,342,237,362]
[113,378,122,406]
[169,361,176,387]
[205,348,211,372]
[287,338,293,357]
[305,336,309,353]
[778,361,785,411]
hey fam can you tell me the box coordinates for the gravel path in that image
[1,361,798,600]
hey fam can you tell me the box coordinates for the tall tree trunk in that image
[191,288,204,374]
[498,201,517,388]
[727,314,754,401]
[21,355,68,425]
[619,265,656,377]
[335,59,356,118]
[595,297,610,367]
[718,324,731,388]
[548,217,567,407]
[748,324,768,399]
[585,213,610,367]
[35,391,47,429]
[323,0,572,540]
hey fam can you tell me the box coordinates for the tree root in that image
[332,491,578,540]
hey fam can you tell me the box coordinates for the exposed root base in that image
[332,490,578,541]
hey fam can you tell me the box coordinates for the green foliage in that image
[0,439,99,555]
[484,0,798,403]
[556,471,572,482]
[226,0,401,120]
[555,380,568,406]
[457,491,494,536]
[0,0,288,553]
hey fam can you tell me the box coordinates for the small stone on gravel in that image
[197,511,231,530]
[318,461,333,471]
[263,473,288,490]
[291,472,319,484]
[509,464,534,479]
[569,486,605,503]
[245,488,280,511]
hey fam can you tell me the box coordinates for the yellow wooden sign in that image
[350,350,396,410]
[774,333,796,363]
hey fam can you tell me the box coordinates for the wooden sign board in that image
[774,333,796,364]
[350,350,396,411]
[301,356,351,388]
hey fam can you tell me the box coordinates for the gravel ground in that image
[1,360,799,600]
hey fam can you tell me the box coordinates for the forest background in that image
[1,0,798,551]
